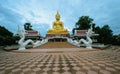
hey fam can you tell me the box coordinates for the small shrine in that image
[17,23,42,40]
[73,30,99,42]
[25,30,41,40]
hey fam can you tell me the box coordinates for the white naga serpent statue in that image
[79,25,93,49]
[18,29,41,50]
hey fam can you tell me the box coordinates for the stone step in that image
[35,42,79,49]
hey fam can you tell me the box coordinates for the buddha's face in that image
[56,15,60,21]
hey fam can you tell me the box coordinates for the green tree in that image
[76,16,93,29]
[0,26,13,37]
[95,25,113,44]
[111,34,120,45]
[0,26,16,46]
[72,16,94,34]
[24,23,33,30]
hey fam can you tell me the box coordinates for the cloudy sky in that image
[0,0,120,36]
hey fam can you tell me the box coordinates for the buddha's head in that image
[55,11,60,21]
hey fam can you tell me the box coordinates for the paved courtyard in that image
[0,46,120,74]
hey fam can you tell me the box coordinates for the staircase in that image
[35,42,79,49]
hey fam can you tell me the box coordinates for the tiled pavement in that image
[0,48,120,74]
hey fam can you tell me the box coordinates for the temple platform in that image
[12,42,98,53]
[12,42,97,53]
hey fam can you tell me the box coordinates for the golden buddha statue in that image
[47,11,68,34]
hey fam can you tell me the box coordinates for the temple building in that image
[17,12,98,42]
[25,30,42,40]
[73,30,99,42]
[16,25,42,41]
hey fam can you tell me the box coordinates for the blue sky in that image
[0,0,120,37]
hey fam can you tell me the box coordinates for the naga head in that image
[87,25,93,37]
[18,30,25,38]
[18,25,25,38]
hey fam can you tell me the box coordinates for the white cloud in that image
[0,0,120,36]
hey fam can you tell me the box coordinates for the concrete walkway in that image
[0,47,120,74]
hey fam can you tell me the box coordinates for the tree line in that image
[72,16,120,45]
[0,23,34,46]
[0,26,17,46]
